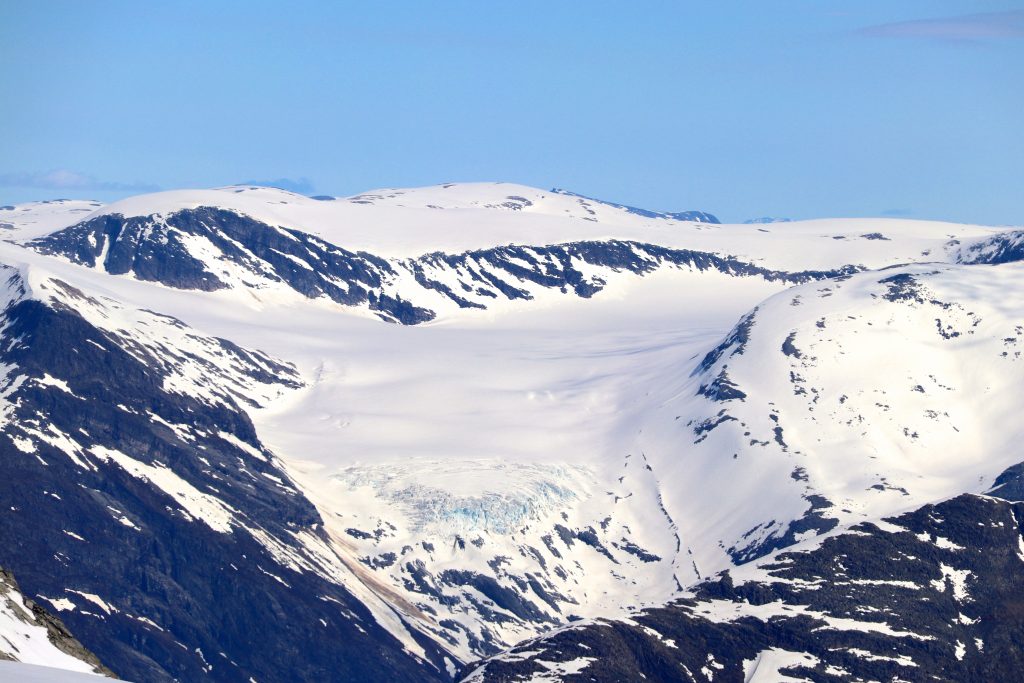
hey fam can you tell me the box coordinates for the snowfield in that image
[0,182,1021,680]
[0,568,112,678]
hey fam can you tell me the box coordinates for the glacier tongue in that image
[286,449,689,658]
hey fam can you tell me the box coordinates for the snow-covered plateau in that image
[0,182,1021,682]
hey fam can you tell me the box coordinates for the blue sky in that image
[1,1,1021,223]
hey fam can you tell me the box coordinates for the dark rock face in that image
[696,370,746,402]
[420,241,855,305]
[30,208,435,324]
[438,571,552,624]
[989,461,1024,501]
[880,272,928,303]
[955,230,1024,265]
[694,309,758,375]
[30,208,861,325]
[464,494,1024,682]
[726,494,838,565]
[0,283,451,682]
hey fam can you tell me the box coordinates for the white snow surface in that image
[0,574,110,677]
[2,183,1023,663]
[0,663,113,682]
[0,200,104,241]
[743,648,819,682]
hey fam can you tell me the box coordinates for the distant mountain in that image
[550,188,719,223]
[744,216,791,224]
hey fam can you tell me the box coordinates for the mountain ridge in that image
[29,206,863,324]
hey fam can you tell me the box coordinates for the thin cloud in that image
[241,177,315,195]
[0,169,160,193]
[857,10,1024,43]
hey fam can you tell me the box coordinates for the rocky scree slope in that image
[462,492,1024,682]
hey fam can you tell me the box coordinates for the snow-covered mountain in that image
[0,182,1021,681]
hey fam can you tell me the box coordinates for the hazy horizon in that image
[2,1,1021,224]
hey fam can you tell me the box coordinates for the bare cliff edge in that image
[0,565,114,677]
